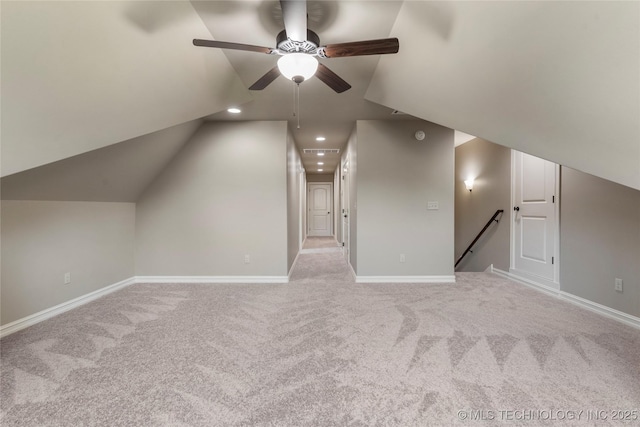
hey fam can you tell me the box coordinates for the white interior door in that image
[299,172,306,247]
[341,160,350,262]
[512,151,559,285]
[308,183,332,236]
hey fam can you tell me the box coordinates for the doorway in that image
[308,183,333,236]
[341,159,350,263]
[510,151,560,289]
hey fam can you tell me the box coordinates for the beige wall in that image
[560,167,640,318]
[287,127,304,271]
[455,138,511,271]
[1,201,135,325]
[135,121,288,277]
[356,120,454,277]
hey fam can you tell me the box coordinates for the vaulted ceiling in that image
[367,0,640,190]
[2,1,638,195]
[1,0,249,178]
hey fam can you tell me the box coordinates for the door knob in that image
[514,206,520,211]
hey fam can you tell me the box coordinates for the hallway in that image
[289,236,352,283]
[301,236,343,251]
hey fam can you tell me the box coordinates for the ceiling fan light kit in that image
[192,0,399,93]
[277,53,318,83]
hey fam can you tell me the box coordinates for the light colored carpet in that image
[1,249,639,426]
[301,237,342,254]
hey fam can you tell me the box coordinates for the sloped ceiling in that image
[366,1,640,190]
[1,0,251,177]
[1,120,202,202]
[192,0,409,175]
[2,1,638,191]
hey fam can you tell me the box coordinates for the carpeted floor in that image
[301,236,341,250]
[1,236,639,426]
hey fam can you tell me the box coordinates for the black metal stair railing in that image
[455,209,504,268]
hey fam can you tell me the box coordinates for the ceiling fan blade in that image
[316,63,351,93]
[280,0,307,42]
[249,66,281,90]
[320,38,399,58]
[193,39,274,55]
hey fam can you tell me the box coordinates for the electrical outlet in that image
[427,201,439,210]
[244,254,251,264]
[614,278,623,293]
[64,272,71,285]
[400,254,406,263]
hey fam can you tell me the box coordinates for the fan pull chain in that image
[292,82,296,119]
[290,80,303,129]
[296,83,301,129]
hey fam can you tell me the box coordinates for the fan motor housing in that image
[276,29,320,53]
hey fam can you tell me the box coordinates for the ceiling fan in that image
[193,0,399,93]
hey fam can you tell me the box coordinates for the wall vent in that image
[303,149,340,155]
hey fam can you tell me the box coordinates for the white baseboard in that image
[491,266,561,298]
[558,291,640,330]
[355,275,456,284]
[489,266,640,330]
[288,251,302,281]
[0,277,136,339]
[1,274,289,338]
[509,267,560,291]
[135,276,289,284]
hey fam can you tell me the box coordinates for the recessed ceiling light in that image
[318,169,323,172]
[317,162,324,165]
[317,152,325,156]
[227,107,241,114]
[316,136,326,141]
